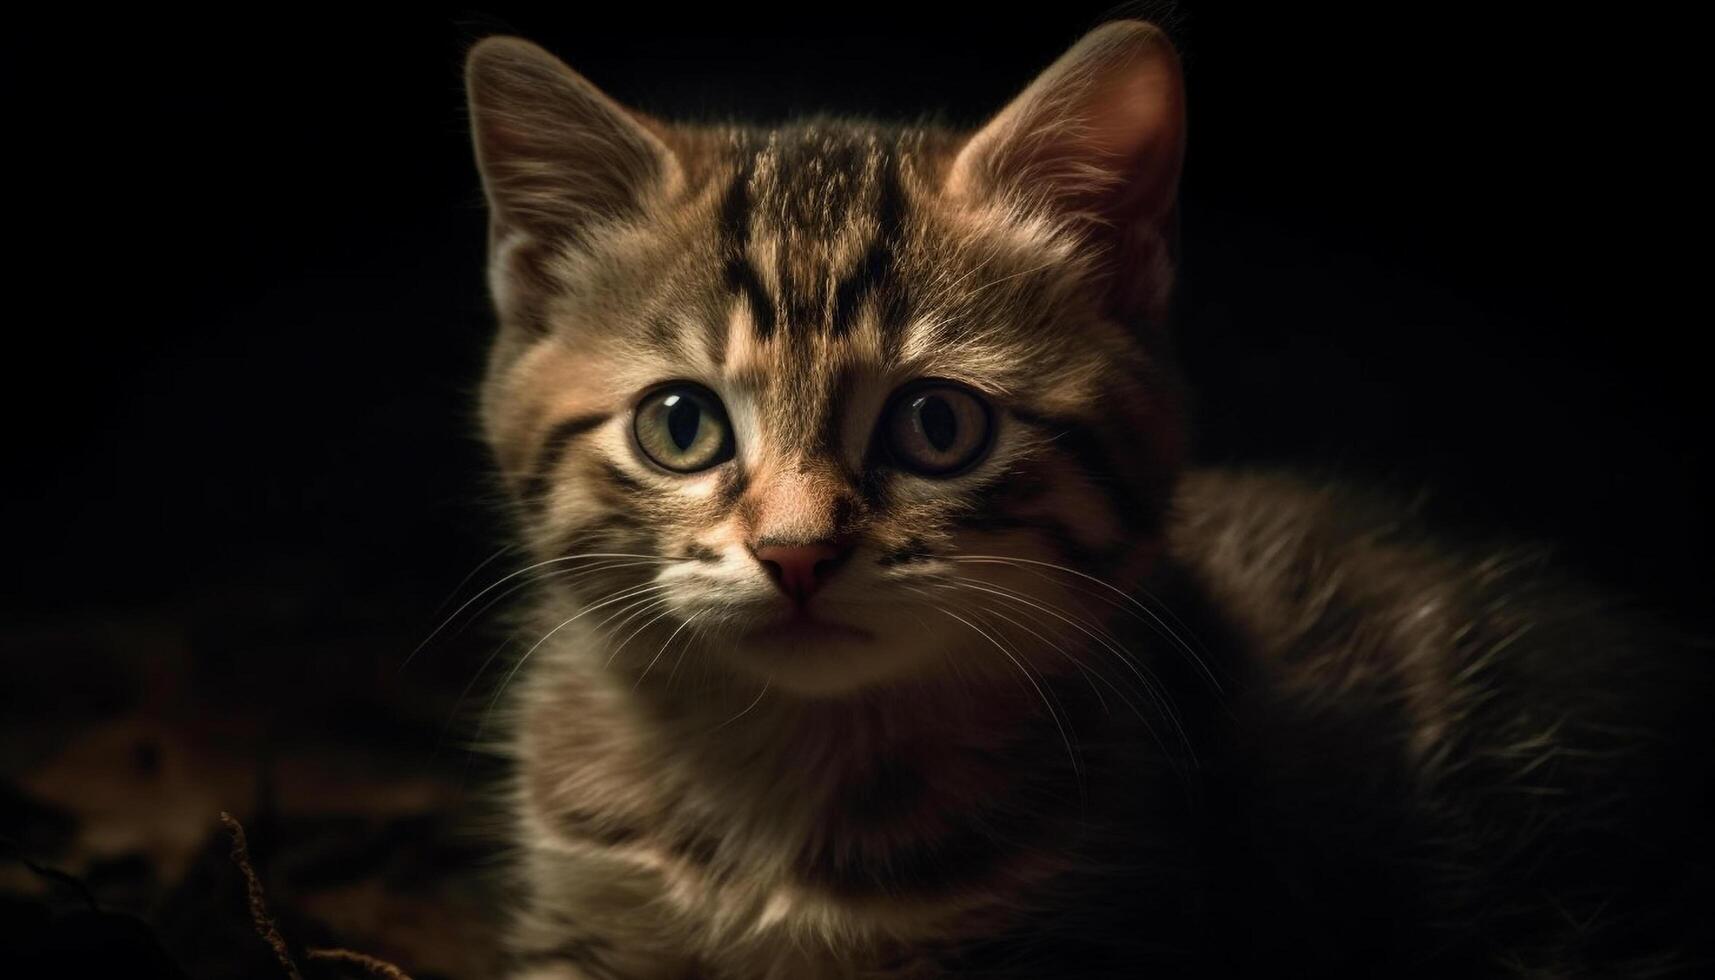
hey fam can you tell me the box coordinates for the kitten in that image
[463,21,1712,979]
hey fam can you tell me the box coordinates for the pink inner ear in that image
[1081,57,1185,223]
[467,38,680,240]
[948,22,1186,319]
[1000,38,1183,229]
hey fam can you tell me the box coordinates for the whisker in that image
[705,679,771,734]
[911,591,1083,782]
[425,544,519,623]
[947,554,1224,693]
[446,581,674,755]
[477,581,678,741]
[937,575,1165,695]
[438,558,668,650]
[604,601,680,667]
[401,552,684,672]
[959,592,1186,763]
[965,595,1129,719]
[593,591,674,634]
[927,575,1194,765]
[634,611,705,691]
[666,615,716,689]
[963,599,1106,710]
[438,632,517,754]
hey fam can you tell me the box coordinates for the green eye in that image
[633,383,735,473]
[884,381,993,476]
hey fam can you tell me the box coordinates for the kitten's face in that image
[468,25,1186,696]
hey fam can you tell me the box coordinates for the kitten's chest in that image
[515,663,1176,950]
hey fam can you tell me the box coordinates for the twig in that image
[218,812,418,980]
[219,811,304,980]
[307,948,416,980]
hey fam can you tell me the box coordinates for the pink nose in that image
[754,541,848,604]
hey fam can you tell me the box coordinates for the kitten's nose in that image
[754,541,849,604]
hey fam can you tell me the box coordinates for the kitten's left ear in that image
[465,37,681,247]
[948,21,1186,323]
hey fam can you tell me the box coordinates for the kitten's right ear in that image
[948,21,1185,324]
[465,37,680,247]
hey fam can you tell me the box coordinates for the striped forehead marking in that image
[714,129,913,349]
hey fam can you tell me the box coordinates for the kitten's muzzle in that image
[752,541,850,605]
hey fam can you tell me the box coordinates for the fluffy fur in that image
[461,22,1712,979]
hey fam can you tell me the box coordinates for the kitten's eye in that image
[633,383,735,473]
[884,382,993,477]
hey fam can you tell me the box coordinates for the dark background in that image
[6,3,1709,627]
[1,4,1707,975]
[7,3,1708,631]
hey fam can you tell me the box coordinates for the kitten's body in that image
[502,470,1707,979]
[463,24,1712,979]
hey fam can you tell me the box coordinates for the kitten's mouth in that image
[745,614,874,645]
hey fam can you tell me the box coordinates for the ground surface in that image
[1,575,510,979]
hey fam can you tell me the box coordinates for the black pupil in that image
[917,395,958,452]
[666,395,702,451]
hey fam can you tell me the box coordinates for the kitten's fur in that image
[463,22,1712,979]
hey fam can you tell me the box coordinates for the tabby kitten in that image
[463,21,1711,979]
